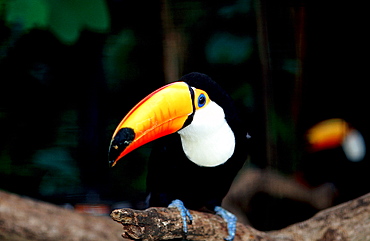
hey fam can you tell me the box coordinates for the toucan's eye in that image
[198,94,206,108]
[193,88,209,110]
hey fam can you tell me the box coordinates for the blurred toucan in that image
[303,118,367,202]
[306,118,366,163]
[108,72,249,240]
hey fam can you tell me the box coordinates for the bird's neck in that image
[177,102,235,167]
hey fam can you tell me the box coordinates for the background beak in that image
[109,81,194,166]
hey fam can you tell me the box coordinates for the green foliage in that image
[3,0,110,44]
[104,29,137,91]
[283,59,301,75]
[232,83,255,110]
[0,149,12,176]
[206,32,253,64]
[168,1,203,28]
[33,147,82,196]
[5,0,48,30]
[218,0,252,18]
[47,0,110,44]
[0,0,311,205]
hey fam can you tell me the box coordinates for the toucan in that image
[306,118,366,163]
[108,72,249,241]
[303,118,367,202]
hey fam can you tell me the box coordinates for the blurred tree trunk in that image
[255,0,306,172]
[161,0,185,83]
[255,0,275,168]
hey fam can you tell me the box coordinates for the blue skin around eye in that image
[198,94,206,107]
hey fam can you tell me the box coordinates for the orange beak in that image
[306,118,350,152]
[108,82,195,166]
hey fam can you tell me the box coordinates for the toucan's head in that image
[109,72,236,167]
[306,118,366,162]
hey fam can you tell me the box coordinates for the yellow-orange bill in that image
[109,82,194,166]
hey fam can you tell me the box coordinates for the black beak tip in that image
[108,146,116,167]
[108,158,115,167]
[108,127,136,167]
[108,141,122,167]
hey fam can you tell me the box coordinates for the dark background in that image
[0,0,369,231]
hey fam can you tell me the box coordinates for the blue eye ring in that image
[198,94,206,108]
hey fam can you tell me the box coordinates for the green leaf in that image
[80,0,110,32]
[48,0,110,44]
[48,0,81,44]
[5,0,49,31]
[4,0,110,44]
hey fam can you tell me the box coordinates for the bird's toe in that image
[215,206,237,241]
[168,199,193,234]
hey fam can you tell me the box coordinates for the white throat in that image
[177,101,235,167]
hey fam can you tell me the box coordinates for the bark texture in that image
[1,189,369,241]
[111,192,370,241]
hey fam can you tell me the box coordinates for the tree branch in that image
[1,189,369,241]
[111,206,268,241]
[0,190,124,241]
[111,192,370,241]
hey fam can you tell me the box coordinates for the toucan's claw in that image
[168,199,193,234]
[215,206,237,241]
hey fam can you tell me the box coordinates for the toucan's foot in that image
[215,206,237,241]
[168,199,193,234]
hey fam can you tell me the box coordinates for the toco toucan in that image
[108,72,249,241]
[306,118,366,163]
